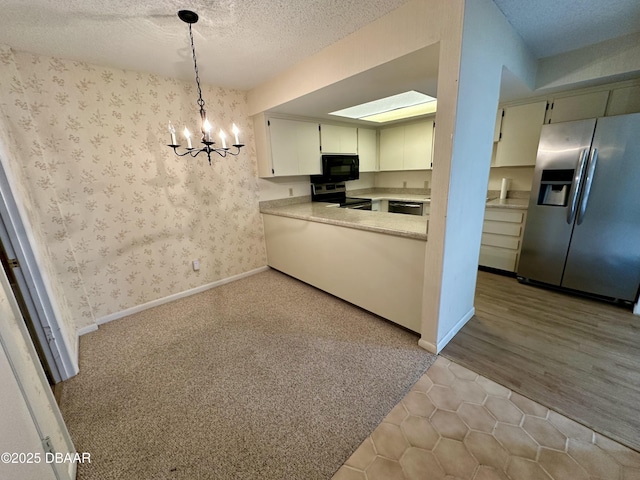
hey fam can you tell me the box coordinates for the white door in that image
[0,161,76,382]
[0,268,76,480]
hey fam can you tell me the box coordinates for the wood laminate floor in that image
[442,270,640,452]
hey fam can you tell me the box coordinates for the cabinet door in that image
[320,124,357,154]
[546,91,609,124]
[269,118,320,176]
[269,118,301,176]
[479,208,527,272]
[379,125,405,171]
[606,85,640,116]
[296,121,322,175]
[357,128,377,172]
[404,120,433,170]
[494,102,547,167]
[493,109,503,142]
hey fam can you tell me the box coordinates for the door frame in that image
[0,159,77,381]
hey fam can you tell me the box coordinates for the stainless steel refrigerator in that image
[517,112,640,304]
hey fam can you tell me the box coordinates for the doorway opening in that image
[0,158,76,386]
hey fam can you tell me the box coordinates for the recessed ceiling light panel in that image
[329,90,436,122]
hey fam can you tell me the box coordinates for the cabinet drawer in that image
[479,246,518,272]
[484,209,524,223]
[482,220,522,237]
[481,233,520,250]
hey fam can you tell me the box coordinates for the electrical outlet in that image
[192,259,200,271]
[288,188,293,197]
[403,181,407,188]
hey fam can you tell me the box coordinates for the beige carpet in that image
[60,269,435,479]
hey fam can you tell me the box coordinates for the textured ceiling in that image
[0,0,411,90]
[0,0,638,95]
[493,0,640,58]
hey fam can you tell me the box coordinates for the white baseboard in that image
[81,266,269,331]
[436,307,475,353]
[77,324,98,337]
[418,338,437,353]
[418,307,475,355]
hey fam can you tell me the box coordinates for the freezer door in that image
[518,119,596,285]
[561,113,640,301]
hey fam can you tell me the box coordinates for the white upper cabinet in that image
[494,102,547,167]
[379,119,434,171]
[357,128,378,172]
[404,120,434,170]
[545,91,609,124]
[320,124,358,154]
[379,125,405,171]
[606,85,640,116]
[493,108,503,142]
[253,115,321,177]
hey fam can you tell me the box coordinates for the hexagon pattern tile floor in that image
[332,357,640,480]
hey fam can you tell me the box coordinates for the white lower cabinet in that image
[263,214,425,333]
[479,208,527,272]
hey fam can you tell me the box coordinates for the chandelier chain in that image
[168,10,243,165]
[188,23,205,110]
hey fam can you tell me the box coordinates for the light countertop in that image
[485,197,529,209]
[260,202,429,240]
[356,193,432,203]
[354,192,529,209]
[260,194,528,240]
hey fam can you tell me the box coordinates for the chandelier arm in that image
[170,147,196,157]
[167,11,243,165]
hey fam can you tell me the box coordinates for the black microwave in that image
[311,154,359,183]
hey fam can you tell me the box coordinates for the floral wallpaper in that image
[0,45,267,336]
[0,45,80,357]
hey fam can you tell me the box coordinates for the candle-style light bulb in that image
[183,127,193,149]
[168,122,177,146]
[232,123,240,145]
[203,119,212,143]
[219,129,227,148]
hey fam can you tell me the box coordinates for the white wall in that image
[258,176,312,202]
[487,166,534,192]
[376,170,432,190]
[537,31,640,90]
[420,0,537,351]
[248,0,537,353]
[0,47,267,334]
[247,0,458,116]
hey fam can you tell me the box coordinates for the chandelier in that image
[167,10,244,165]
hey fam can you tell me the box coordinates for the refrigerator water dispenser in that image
[537,169,573,207]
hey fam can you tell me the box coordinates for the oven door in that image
[388,201,423,216]
[342,201,372,211]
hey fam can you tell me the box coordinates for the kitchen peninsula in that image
[260,190,528,334]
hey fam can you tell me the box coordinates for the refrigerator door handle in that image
[576,148,598,225]
[567,148,589,224]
